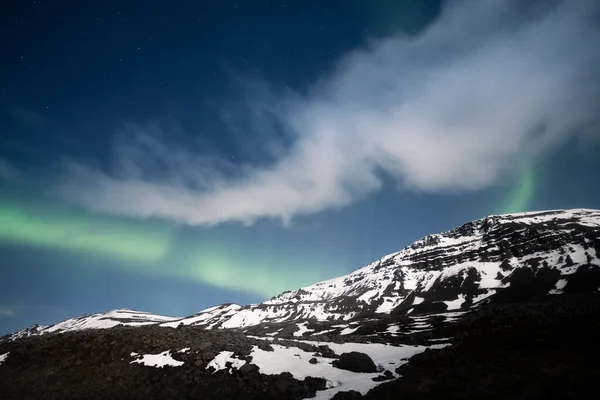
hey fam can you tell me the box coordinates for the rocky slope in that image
[1,208,599,399]
[362,292,600,400]
[162,208,600,335]
[8,208,598,343]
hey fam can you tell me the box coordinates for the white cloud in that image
[58,0,600,226]
[0,306,20,317]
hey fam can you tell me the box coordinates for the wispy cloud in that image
[0,305,22,317]
[57,0,600,226]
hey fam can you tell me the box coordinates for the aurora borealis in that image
[0,192,346,298]
[1,0,600,334]
[0,197,171,263]
[498,166,536,215]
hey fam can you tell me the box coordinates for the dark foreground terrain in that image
[0,325,329,400]
[363,293,600,400]
[1,293,599,400]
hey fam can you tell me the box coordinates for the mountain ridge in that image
[2,208,600,399]
[4,208,599,341]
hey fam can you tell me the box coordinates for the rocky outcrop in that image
[362,293,600,400]
[332,352,377,373]
[332,391,363,399]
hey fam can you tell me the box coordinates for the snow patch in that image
[556,279,568,290]
[472,289,495,304]
[0,352,8,365]
[376,296,405,313]
[386,325,400,334]
[130,350,184,368]
[248,341,448,399]
[550,278,569,294]
[206,351,246,373]
[444,294,466,311]
[294,322,314,337]
[357,289,379,302]
[313,329,336,336]
[340,326,358,335]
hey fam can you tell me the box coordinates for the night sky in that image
[1,0,599,334]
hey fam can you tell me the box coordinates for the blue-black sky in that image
[1,0,599,334]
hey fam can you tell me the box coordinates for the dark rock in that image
[258,342,274,352]
[239,363,257,376]
[272,372,294,392]
[309,357,318,364]
[332,352,377,373]
[372,370,394,382]
[332,390,363,399]
[316,345,338,358]
[201,350,216,362]
[304,376,328,391]
[199,341,213,351]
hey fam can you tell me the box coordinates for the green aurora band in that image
[0,198,171,263]
[0,196,342,298]
[0,163,540,299]
[181,246,345,297]
[499,166,535,215]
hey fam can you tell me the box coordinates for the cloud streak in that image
[58,0,600,226]
[0,306,21,317]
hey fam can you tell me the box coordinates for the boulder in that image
[332,390,363,399]
[372,370,394,382]
[239,362,258,376]
[332,352,377,373]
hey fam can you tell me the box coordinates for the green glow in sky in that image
[0,198,171,263]
[0,193,344,299]
[176,243,343,298]
[499,166,535,214]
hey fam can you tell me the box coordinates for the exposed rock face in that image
[158,209,600,334]
[332,352,377,373]
[362,293,600,400]
[5,209,599,343]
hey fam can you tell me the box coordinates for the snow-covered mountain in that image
[160,208,600,333]
[2,209,600,400]
[1,309,177,342]
[4,209,600,342]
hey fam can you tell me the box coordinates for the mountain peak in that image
[2,208,600,400]
[4,208,599,340]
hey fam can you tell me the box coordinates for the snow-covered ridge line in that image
[2,309,178,341]
[158,208,600,331]
[5,208,600,340]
